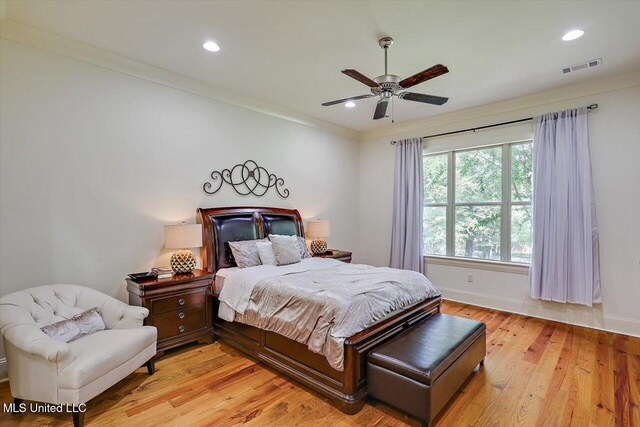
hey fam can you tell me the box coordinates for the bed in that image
[197,206,442,414]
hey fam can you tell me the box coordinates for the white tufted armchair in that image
[0,285,157,427]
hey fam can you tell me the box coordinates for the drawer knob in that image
[178,325,185,333]
[178,312,185,319]
[178,298,185,306]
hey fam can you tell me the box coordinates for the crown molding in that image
[3,18,638,144]
[359,71,640,141]
[0,19,358,140]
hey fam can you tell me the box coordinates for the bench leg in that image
[146,358,155,376]
[421,421,430,427]
[73,409,85,427]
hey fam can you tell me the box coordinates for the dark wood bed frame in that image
[197,206,441,414]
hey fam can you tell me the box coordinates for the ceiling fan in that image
[322,37,449,120]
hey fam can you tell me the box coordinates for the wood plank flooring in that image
[1,301,638,426]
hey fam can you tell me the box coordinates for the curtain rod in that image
[390,103,598,145]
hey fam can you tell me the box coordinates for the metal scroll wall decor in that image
[203,160,290,198]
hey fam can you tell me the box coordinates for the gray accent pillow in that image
[41,307,106,343]
[297,236,311,259]
[269,234,302,266]
[229,238,267,268]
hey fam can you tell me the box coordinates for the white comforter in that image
[217,258,343,317]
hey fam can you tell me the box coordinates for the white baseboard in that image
[0,358,7,382]
[440,287,640,337]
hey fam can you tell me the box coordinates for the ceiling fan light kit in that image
[322,37,449,121]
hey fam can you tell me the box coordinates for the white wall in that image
[0,39,359,361]
[357,82,640,337]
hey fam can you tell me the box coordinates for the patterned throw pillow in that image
[269,234,302,266]
[41,307,106,342]
[228,239,267,268]
[297,236,311,259]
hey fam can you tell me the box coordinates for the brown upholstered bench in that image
[367,313,486,426]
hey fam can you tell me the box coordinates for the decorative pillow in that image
[228,239,266,268]
[41,307,106,343]
[297,236,311,259]
[269,234,302,266]
[256,241,277,266]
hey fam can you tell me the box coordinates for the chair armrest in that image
[79,289,149,329]
[2,323,69,362]
[109,305,149,329]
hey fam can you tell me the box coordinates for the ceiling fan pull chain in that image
[392,96,395,123]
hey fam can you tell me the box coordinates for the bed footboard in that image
[213,296,442,414]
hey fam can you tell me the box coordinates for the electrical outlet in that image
[467,273,474,283]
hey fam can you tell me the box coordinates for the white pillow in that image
[256,241,277,266]
[269,234,302,266]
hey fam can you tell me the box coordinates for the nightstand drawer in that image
[154,305,206,340]
[152,290,206,314]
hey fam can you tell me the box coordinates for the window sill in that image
[424,255,529,275]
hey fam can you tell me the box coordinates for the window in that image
[424,141,533,264]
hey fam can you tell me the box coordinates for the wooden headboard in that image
[196,206,305,273]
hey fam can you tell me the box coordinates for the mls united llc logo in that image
[3,402,87,414]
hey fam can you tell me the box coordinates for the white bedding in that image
[213,266,238,296]
[217,258,342,320]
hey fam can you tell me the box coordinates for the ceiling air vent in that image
[562,58,602,74]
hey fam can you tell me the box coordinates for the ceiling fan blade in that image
[373,98,389,120]
[321,94,373,106]
[399,92,449,105]
[399,64,449,89]
[342,69,380,88]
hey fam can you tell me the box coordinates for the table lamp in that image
[164,223,203,273]
[306,219,330,255]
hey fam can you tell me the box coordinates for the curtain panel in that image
[390,137,424,273]
[529,107,601,306]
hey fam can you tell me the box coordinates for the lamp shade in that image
[164,223,203,249]
[306,220,330,238]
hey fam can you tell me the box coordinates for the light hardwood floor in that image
[1,301,639,426]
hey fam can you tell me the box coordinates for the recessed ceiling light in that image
[562,30,584,41]
[345,101,356,108]
[203,41,220,52]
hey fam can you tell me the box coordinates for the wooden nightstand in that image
[312,249,352,263]
[126,269,214,355]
